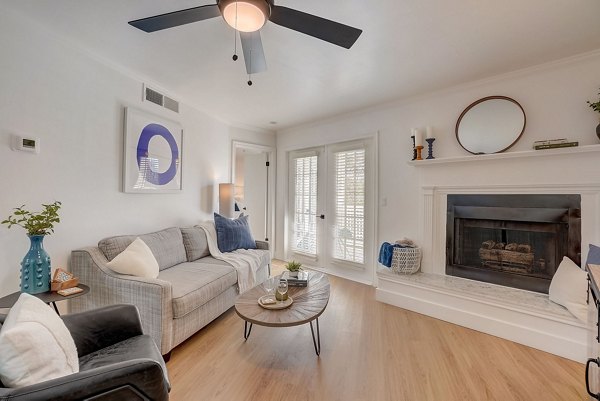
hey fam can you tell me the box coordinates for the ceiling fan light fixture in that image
[219,0,270,33]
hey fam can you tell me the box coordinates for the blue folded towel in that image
[379,242,412,267]
[378,242,394,267]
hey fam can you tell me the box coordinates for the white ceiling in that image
[5,0,600,131]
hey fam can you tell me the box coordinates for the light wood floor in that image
[166,261,586,401]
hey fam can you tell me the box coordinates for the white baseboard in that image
[376,275,588,362]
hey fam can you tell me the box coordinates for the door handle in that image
[586,357,600,399]
[317,214,325,220]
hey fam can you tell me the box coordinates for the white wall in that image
[0,11,273,297]
[275,51,600,277]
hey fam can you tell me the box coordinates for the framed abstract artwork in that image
[123,107,183,193]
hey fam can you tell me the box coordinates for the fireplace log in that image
[481,240,495,249]
[517,244,532,254]
[479,240,535,271]
[479,248,535,269]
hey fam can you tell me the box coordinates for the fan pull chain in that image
[232,1,239,61]
[247,39,253,86]
[232,31,238,61]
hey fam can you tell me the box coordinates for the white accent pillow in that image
[106,237,159,278]
[0,293,79,387]
[548,256,588,322]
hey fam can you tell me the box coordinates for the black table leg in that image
[51,301,60,315]
[309,318,321,356]
[244,321,253,341]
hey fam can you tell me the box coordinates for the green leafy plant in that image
[2,201,62,236]
[588,88,600,113]
[285,260,302,272]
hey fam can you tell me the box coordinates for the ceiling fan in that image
[129,0,362,84]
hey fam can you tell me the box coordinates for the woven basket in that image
[391,247,421,274]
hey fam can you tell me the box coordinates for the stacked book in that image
[533,138,578,150]
[282,271,309,287]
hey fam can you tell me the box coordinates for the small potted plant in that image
[2,201,62,294]
[284,260,302,278]
[587,88,600,140]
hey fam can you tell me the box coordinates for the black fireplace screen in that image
[446,195,581,294]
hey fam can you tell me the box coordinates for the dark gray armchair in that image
[0,304,170,401]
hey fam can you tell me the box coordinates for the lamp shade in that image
[219,0,270,32]
[219,183,235,218]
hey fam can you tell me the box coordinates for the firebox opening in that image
[446,195,581,294]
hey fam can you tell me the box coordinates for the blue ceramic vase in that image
[20,235,51,294]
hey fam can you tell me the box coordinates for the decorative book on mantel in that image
[282,271,309,287]
[533,138,579,150]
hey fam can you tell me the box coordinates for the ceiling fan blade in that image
[128,4,221,33]
[240,31,267,74]
[269,6,362,49]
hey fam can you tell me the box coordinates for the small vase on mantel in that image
[596,121,600,142]
[20,235,51,294]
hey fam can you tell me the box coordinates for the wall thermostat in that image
[11,135,40,154]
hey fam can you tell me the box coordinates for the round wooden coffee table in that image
[235,272,330,355]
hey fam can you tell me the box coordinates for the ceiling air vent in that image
[163,96,179,113]
[143,85,180,113]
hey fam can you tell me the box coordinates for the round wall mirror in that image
[455,96,526,154]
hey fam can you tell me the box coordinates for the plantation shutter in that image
[291,153,319,256]
[332,148,366,264]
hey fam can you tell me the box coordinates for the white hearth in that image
[376,149,600,362]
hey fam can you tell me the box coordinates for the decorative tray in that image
[258,294,293,310]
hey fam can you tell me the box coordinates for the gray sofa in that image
[70,226,270,356]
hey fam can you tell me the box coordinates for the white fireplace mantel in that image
[407,144,600,167]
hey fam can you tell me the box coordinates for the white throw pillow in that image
[548,256,588,322]
[0,293,79,387]
[106,237,159,278]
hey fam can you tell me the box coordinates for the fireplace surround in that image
[446,194,581,293]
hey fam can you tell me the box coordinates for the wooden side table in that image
[0,284,90,315]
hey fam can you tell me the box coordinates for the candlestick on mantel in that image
[415,145,424,161]
[426,137,436,159]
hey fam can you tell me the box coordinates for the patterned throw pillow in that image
[214,212,256,253]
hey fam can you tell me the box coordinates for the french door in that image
[288,139,374,277]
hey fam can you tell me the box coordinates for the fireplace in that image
[446,194,581,293]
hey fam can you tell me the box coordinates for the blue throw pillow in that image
[587,244,600,266]
[214,213,256,253]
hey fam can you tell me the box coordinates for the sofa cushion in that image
[214,213,256,253]
[180,227,210,262]
[99,227,186,271]
[158,262,237,318]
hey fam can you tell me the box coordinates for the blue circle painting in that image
[136,123,179,186]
